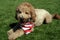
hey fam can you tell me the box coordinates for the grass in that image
[0,0,60,40]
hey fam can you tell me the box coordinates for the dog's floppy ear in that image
[30,8,36,22]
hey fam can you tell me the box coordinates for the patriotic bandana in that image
[22,22,34,34]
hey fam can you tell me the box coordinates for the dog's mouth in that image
[20,18,31,23]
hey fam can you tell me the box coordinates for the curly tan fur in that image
[15,2,36,22]
[7,28,34,40]
[7,29,24,40]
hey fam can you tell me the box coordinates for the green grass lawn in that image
[0,0,60,40]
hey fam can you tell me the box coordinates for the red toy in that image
[22,22,34,34]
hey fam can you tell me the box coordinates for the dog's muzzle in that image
[20,18,31,23]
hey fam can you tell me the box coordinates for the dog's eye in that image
[25,12,28,14]
[18,11,21,13]
[16,9,21,13]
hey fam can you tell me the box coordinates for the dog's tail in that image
[52,14,60,19]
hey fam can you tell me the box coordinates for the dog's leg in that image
[8,29,24,40]
[45,13,52,23]
[31,28,34,32]
[7,29,14,36]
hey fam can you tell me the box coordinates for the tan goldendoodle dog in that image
[7,2,60,40]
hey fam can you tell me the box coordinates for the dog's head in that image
[15,2,36,23]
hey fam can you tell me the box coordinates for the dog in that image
[7,2,60,40]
